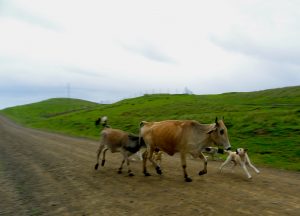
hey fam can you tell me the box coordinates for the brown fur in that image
[101,128,128,151]
[95,128,145,176]
[140,119,231,182]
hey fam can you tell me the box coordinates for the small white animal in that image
[219,148,260,179]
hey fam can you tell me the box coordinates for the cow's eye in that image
[220,129,224,135]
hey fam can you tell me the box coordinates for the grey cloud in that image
[63,66,106,78]
[121,42,176,64]
[0,0,61,31]
[209,34,300,66]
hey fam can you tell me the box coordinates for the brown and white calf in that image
[94,128,145,176]
[219,148,260,179]
[140,118,231,182]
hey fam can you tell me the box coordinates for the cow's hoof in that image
[198,170,207,176]
[156,167,162,175]
[144,172,151,176]
[128,173,135,177]
[101,160,105,166]
[185,177,193,182]
[94,164,99,170]
[117,170,122,174]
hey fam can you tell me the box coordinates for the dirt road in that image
[0,115,299,216]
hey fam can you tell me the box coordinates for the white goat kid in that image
[219,148,260,179]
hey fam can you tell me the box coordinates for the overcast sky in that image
[0,0,299,109]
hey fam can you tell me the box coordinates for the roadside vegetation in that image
[1,86,300,171]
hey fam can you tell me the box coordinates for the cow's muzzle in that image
[217,148,224,154]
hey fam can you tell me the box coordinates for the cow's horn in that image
[215,117,219,125]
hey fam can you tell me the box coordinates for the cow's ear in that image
[244,148,248,152]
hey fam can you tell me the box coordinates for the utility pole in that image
[67,83,70,98]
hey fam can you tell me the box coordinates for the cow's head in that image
[208,117,231,150]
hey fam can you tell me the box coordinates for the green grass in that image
[1,86,300,171]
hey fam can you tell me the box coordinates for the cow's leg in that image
[101,148,109,166]
[154,151,162,167]
[148,147,162,175]
[95,144,105,170]
[198,152,208,175]
[246,155,260,174]
[142,150,151,176]
[180,152,192,182]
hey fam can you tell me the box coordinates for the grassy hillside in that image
[1,86,300,171]
[1,98,99,125]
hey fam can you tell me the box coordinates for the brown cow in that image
[140,118,231,182]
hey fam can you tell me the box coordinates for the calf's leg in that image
[126,157,134,176]
[230,161,237,173]
[219,155,232,173]
[123,151,134,176]
[101,148,109,166]
[95,144,105,170]
[245,154,260,174]
[241,163,252,179]
[118,159,125,174]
